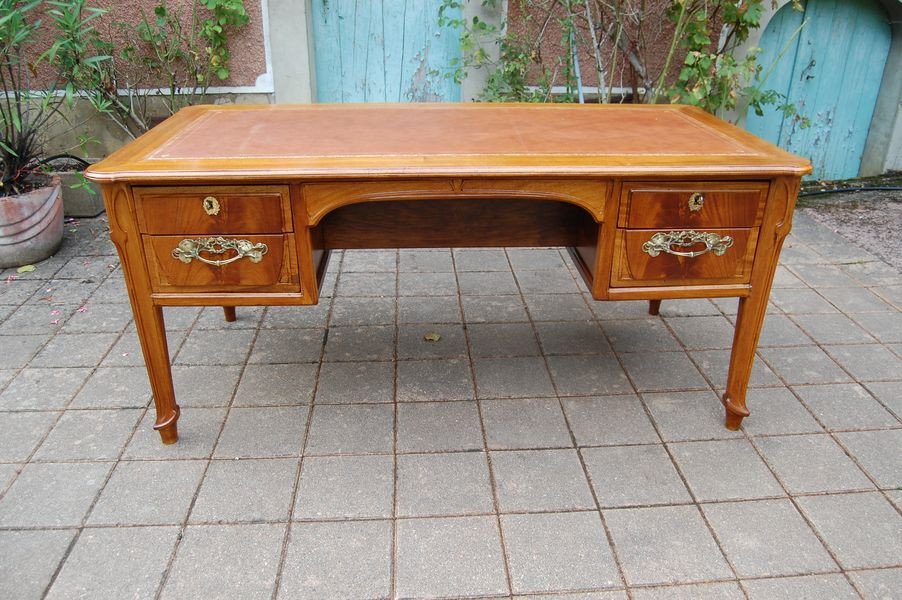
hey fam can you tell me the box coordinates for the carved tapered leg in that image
[648,300,661,315]
[222,306,237,322]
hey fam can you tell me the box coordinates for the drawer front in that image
[620,182,768,229]
[144,234,301,293]
[135,185,291,235]
[612,228,757,287]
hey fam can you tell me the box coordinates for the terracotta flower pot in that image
[0,176,64,269]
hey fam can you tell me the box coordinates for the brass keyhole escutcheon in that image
[202,196,221,216]
[688,192,705,212]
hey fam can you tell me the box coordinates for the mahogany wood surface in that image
[86,103,811,444]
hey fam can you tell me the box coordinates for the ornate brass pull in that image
[688,192,705,212]
[202,196,220,216]
[642,230,734,258]
[171,237,268,266]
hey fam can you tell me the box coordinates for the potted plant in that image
[0,0,69,268]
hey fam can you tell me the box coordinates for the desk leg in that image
[133,304,180,444]
[723,295,764,429]
[222,306,237,322]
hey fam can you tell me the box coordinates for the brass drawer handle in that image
[202,196,221,216]
[642,230,734,258]
[172,237,268,266]
[688,192,704,212]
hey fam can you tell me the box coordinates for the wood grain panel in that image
[620,182,767,229]
[612,228,758,287]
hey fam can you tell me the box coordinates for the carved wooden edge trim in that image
[722,393,751,417]
[152,404,181,430]
[772,176,801,236]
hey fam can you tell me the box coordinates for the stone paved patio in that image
[0,211,900,599]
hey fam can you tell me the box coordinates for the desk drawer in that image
[620,182,767,229]
[144,234,301,293]
[135,185,291,235]
[612,228,758,287]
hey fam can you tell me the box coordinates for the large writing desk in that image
[86,104,810,444]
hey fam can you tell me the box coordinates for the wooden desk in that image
[86,104,811,444]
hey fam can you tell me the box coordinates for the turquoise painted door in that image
[746,0,891,180]
[311,0,461,103]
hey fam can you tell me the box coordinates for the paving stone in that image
[0,463,18,493]
[395,516,508,598]
[0,462,112,527]
[620,352,709,392]
[0,411,59,461]
[793,383,898,430]
[665,316,736,350]
[28,332,117,368]
[548,354,633,396]
[453,248,510,271]
[796,492,902,569]
[758,346,852,385]
[536,320,611,355]
[689,350,782,390]
[70,366,151,408]
[261,304,329,328]
[88,460,206,525]
[34,409,142,461]
[45,526,179,600]
[836,429,902,488]
[101,329,186,367]
[0,303,77,335]
[841,261,902,287]
[849,311,902,344]
[396,358,474,402]
[336,271,396,296]
[62,303,134,334]
[397,323,467,360]
[0,279,43,304]
[790,264,861,288]
[124,408,227,460]
[791,313,876,344]
[629,582,745,600]
[866,381,902,417]
[190,458,297,523]
[482,398,572,450]
[398,271,458,296]
[583,445,691,508]
[562,395,660,446]
[249,328,324,364]
[55,256,118,280]
[669,439,784,501]
[214,406,307,458]
[194,305,265,329]
[847,568,902,600]
[772,265,806,288]
[396,401,484,452]
[0,367,91,410]
[294,454,393,519]
[462,294,530,323]
[507,248,567,270]
[398,295,461,323]
[305,404,394,454]
[468,322,541,357]
[516,268,581,294]
[279,520,392,600]
[491,449,595,511]
[740,387,823,436]
[31,278,102,305]
[397,452,494,517]
[755,434,873,494]
[0,529,77,600]
[174,328,255,365]
[643,391,743,442]
[769,288,839,314]
[604,505,732,586]
[170,365,243,408]
[91,275,129,303]
[475,356,556,398]
[233,363,317,406]
[512,593,627,600]
[315,361,394,404]
[341,249,397,272]
[755,314,815,346]
[329,296,395,326]
[155,307,201,330]
[817,286,895,313]
[322,325,394,361]
[162,523,284,600]
[702,499,836,577]
[525,293,594,321]
[457,271,519,295]
[502,511,619,593]
[603,318,681,353]
[823,344,902,381]
[777,242,824,265]
[399,249,454,272]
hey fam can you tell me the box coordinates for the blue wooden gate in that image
[311,0,462,103]
[746,0,891,180]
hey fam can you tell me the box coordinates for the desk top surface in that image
[87,104,811,182]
